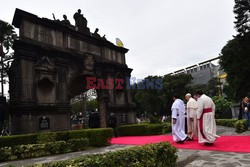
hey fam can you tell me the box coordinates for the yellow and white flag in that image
[116,38,124,47]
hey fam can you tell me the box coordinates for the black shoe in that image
[185,137,193,141]
[176,140,184,144]
[204,142,213,146]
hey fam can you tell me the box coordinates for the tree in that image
[188,78,222,97]
[234,0,250,36]
[163,74,193,116]
[86,99,98,111]
[71,99,98,114]
[0,20,17,96]
[212,96,232,119]
[133,76,164,119]
[219,0,250,101]
[71,100,85,114]
[220,33,250,101]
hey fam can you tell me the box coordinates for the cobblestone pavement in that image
[0,126,249,167]
[177,149,250,167]
[177,125,250,167]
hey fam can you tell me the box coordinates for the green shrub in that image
[163,122,172,133]
[149,115,161,124]
[235,119,248,133]
[54,131,70,141]
[212,96,232,119]
[67,138,89,151]
[0,128,113,148]
[0,147,13,161]
[146,124,164,135]
[117,124,148,136]
[13,144,47,159]
[0,134,37,148]
[37,132,56,144]
[0,138,89,162]
[33,142,178,167]
[117,123,171,136]
[68,128,113,146]
[44,141,69,155]
[216,119,237,127]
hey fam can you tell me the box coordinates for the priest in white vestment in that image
[171,95,187,143]
[185,93,198,140]
[196,90,220,145]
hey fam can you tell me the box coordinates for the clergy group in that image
[171,90,219,145]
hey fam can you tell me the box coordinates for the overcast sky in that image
[0,0,236,79]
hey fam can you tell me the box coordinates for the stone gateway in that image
[9,9,136,134]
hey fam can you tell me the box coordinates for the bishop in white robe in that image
[171,97,187,143]
[196,93,220,144]
[185,93,198,140]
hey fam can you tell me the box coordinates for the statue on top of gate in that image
[73,9,90,34]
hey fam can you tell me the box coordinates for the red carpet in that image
[111,135,250,153]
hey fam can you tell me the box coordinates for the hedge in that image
[33,142,178,167]
[235,119,248,133]
[0,128,113,148]
[0,138,89,162]
[215,119,248,133]
[68,128,113,146]
[117,123,171,136]
[163,122,172,133]
[216,119,238,127]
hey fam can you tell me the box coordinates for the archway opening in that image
[69,75,99,129]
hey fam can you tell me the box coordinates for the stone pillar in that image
[97,89,109,128]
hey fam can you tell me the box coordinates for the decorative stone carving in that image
[35,56,55,70]
[84,54,95,71]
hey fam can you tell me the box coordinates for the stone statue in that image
[73,9,89,33]
[102,35,107,40]
[93,28,101,38]
[52,13,60,22]
[61,15,71,26]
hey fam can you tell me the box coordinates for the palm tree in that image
[0,20,17,96]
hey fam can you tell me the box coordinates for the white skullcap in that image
[185,93,192,97]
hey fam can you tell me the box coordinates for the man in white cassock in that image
[185,93,198,140]
[171,94,187,143]
[196,90,219,145]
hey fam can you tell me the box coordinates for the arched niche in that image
[36,78,56,104]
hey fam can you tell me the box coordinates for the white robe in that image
[171,99,187,142]
[197,94,220,143]
[187,97,198,139]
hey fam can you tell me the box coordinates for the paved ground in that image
[0,125,250,167]
[177,149,250,167]
[177,126,250,167]
[216,125,250,136]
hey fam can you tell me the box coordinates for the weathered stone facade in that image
[9,9,135,134]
